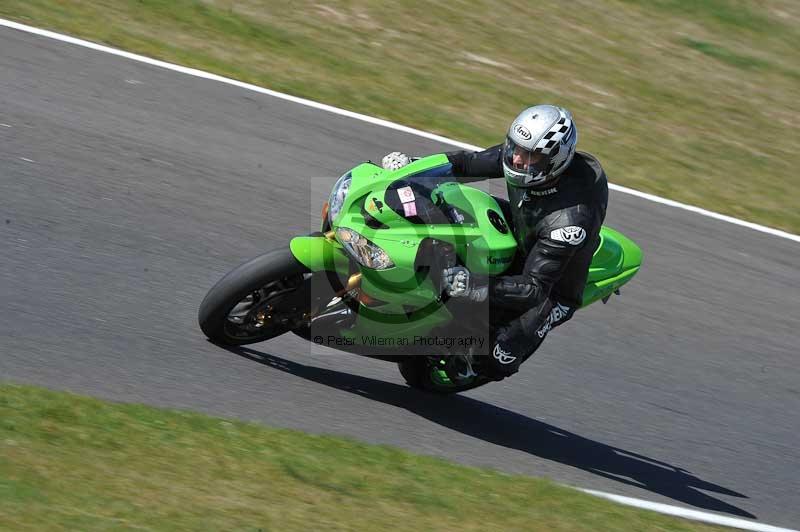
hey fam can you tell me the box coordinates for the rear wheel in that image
[398,358,490,395]
[199,248,311,346]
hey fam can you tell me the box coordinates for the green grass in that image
[1,0,799,233]
[620,0,782,32]
[0,383,730,531]
[681,39,772,70]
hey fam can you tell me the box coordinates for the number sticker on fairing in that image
[397,186,415,203]
[402,202,417,217]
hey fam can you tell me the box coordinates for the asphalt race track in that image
[2,26,799,527]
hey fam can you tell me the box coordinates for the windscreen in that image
[383,167,472,225]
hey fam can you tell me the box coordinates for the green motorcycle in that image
[199,154,642,393]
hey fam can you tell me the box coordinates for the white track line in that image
[1,17,799,530]
[581,490,798,532]
[1,18,797,244]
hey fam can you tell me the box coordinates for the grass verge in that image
[0,383,730,531]
[1,1,798,233]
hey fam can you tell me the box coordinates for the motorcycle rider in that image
[381,104,608,381]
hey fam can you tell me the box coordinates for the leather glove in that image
[381,151,412,171]
[442,267,488,302]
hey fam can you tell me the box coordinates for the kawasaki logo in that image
[487,256,512,265]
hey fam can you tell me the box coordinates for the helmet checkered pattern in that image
[535,112,575,156]
[531,109,576,178]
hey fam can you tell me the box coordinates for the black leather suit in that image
[445,145,608,378]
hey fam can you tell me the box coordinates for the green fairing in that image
[582,226,643,306]
[288,154,642,344]
[289,236,349,277]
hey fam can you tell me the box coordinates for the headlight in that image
[336,227,394,270]
[328,172,352,223]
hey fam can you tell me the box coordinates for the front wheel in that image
[199,248,311,346]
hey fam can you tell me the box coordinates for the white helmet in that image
[502,105,578,189]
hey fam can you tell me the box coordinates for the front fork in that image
[288,232,363,326]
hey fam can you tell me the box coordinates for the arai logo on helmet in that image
[513,124,532,141]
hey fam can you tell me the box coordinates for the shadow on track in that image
[227,346,755,519]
